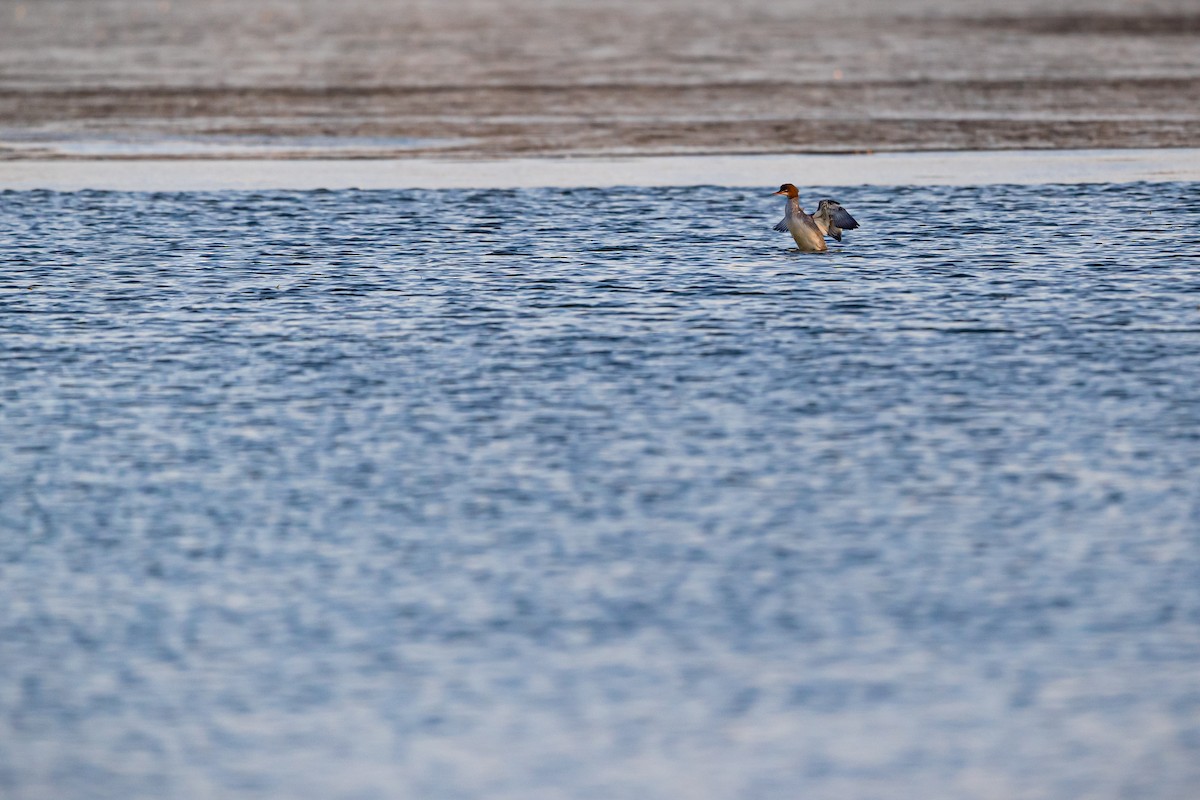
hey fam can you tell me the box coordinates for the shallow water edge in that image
[2,148,1198,192]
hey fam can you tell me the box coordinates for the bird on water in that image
[771,184,859,251]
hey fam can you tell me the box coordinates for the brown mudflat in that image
[3,0,1198,159]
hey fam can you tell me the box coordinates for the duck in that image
[771,184,859,251]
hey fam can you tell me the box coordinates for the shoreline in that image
[6,2,1200,165]
[2,148,1197,191]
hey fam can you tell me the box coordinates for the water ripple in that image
[1,183,1199,799]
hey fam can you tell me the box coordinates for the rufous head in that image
[772,183,800,198]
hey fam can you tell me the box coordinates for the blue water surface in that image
[1,182,1199,799]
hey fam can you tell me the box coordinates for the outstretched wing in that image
[772,218,790,233]
[820,200,859,231]
[832,207,858,230]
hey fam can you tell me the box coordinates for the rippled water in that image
[2,183,1199,799]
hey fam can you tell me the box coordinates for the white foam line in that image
[1,149,1197,191]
